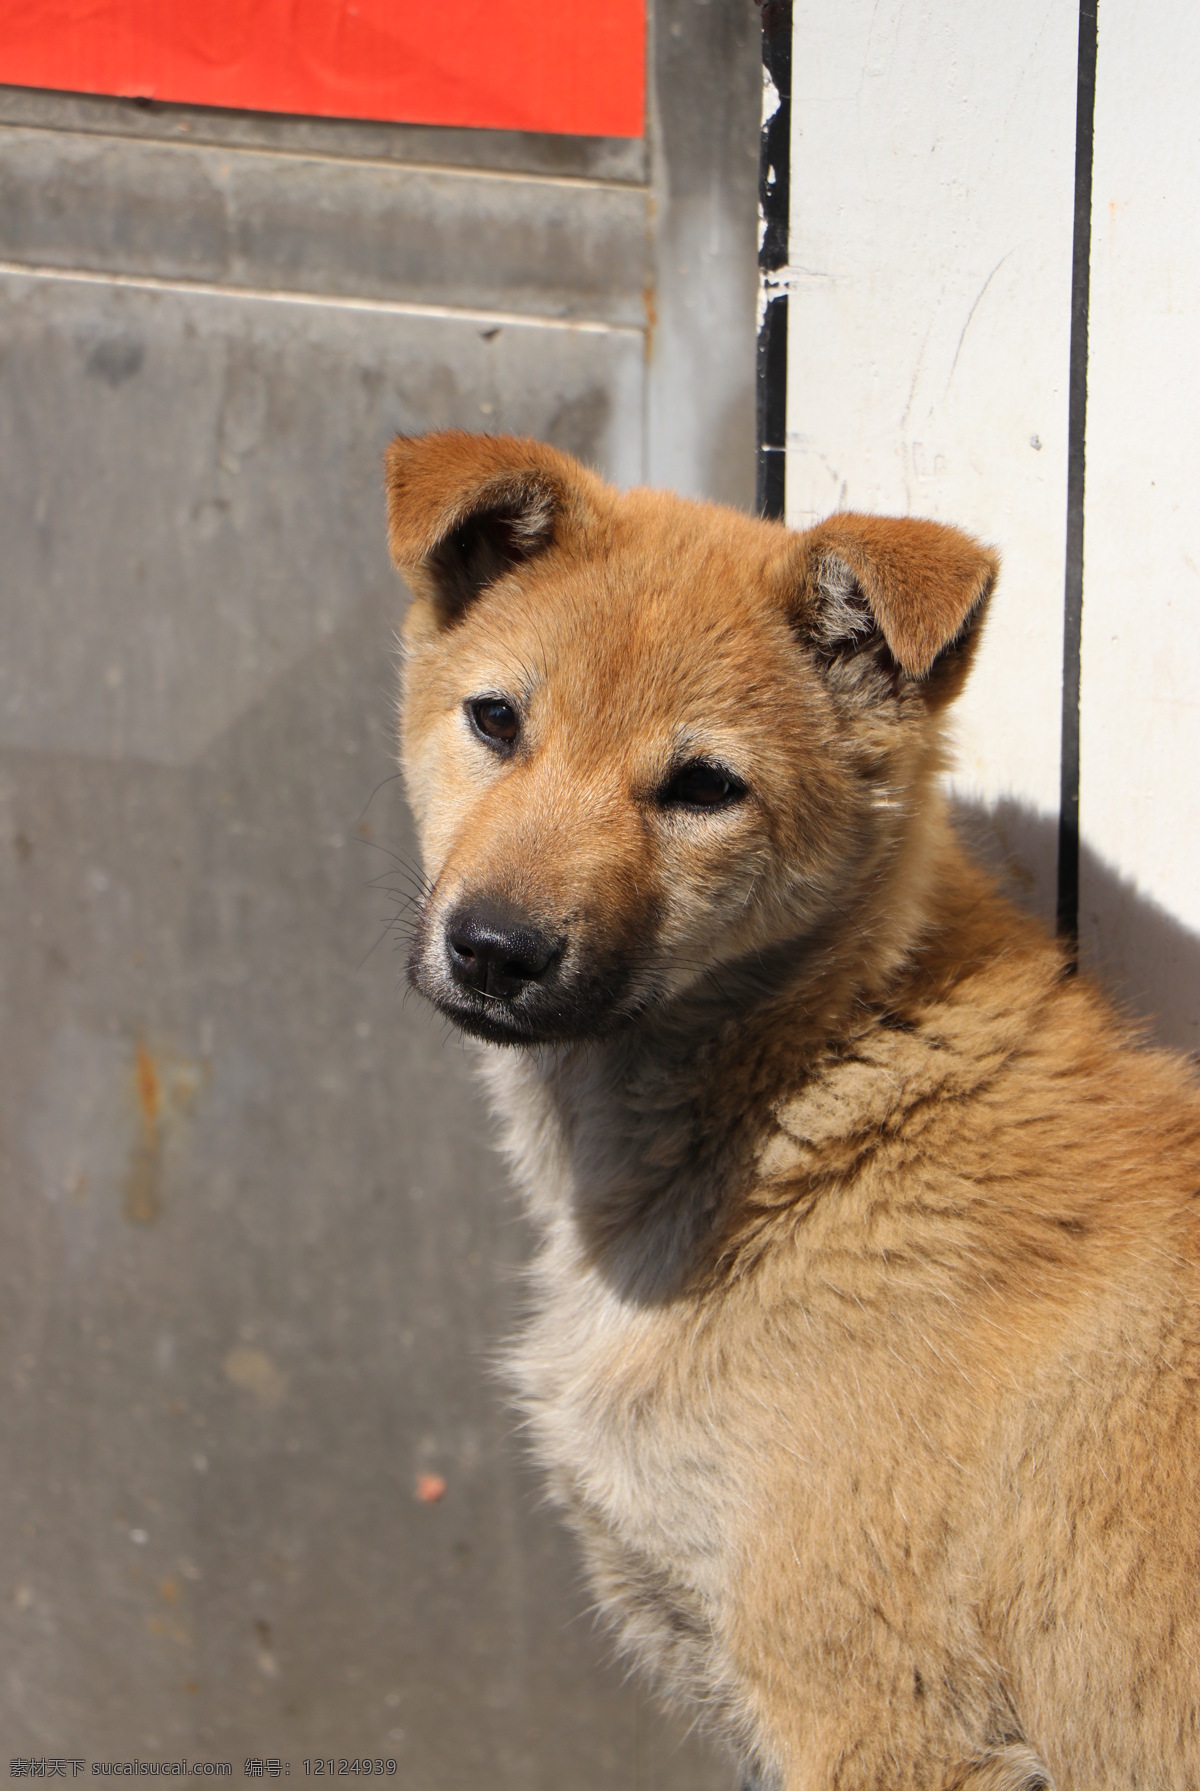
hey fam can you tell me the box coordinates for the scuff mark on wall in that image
[223,1345,288,1410]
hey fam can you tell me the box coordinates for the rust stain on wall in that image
[124,1040,163,1224]
[642,280,658,362]
[123,1040,206,1225]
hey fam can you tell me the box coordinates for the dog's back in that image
[387,430,1200,1790]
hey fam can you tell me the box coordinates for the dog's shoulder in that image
[726,871,1200,1304]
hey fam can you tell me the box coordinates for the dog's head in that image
[386,431,996,1045]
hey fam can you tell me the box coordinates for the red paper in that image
[0,0,646,137]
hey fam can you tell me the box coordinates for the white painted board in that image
[785,0,1080,920]
[1078,0,1200,1054]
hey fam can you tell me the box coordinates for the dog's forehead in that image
[418,486,804,747]
[524,490,790,672]
[601,486,784,605]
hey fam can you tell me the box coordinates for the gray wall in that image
[0,4,760,1780]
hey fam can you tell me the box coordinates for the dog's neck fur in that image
[482,804,1028,1307]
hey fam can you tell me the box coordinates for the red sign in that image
[0,0,645,137]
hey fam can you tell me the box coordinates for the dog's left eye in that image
[468,697,520,748]
[659,760,746,810]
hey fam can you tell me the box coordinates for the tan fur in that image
[385,430,1200,1790]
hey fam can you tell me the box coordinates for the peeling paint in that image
[762,65,781,126]
[757,263,831,331]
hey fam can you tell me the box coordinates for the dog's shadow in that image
[952,797,1200,1061]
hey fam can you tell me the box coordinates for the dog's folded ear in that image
[386,430,591,624]
[784,514,999,706]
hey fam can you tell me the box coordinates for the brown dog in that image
[385,430,1200,1791]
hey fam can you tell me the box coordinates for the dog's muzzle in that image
[444,900,559,1002]
[410,895,567,1043]
[408,891,639,1045]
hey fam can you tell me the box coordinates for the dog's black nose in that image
[445,902,559,1000]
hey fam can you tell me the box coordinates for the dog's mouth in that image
[440,999,551,1045]
[411,965,631,1047]
[407,898,635,1046]
[420,975,551,1045]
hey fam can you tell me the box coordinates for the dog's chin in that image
[413,972,632,1048]
[430,990,546,1046]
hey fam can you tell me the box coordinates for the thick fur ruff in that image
[387,430,1200,1790]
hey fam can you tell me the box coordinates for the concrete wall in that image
[0,4,760,1780]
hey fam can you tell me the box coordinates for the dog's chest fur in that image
[481,1045,767,1723]
[475,1001,1011,1747]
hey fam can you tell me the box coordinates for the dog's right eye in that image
[659,760,746,810]
[467,697,520,749]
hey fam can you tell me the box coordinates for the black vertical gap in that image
[756,0,792,519]
[1057,0,1098,948]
